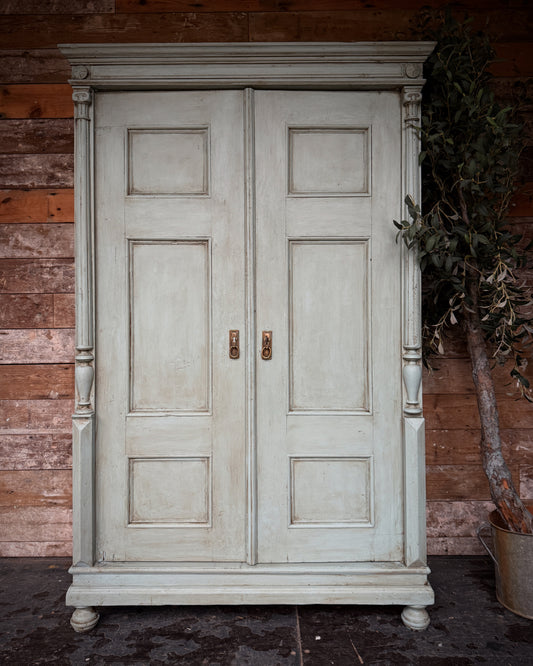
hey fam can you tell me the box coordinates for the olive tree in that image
[396,17,533,533]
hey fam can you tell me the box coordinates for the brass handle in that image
[229,330,239,359]
[261,331,272,360]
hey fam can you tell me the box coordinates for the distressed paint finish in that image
[60,43,434,630]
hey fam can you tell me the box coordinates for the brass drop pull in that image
[229,330,240,359]
[261,331,272,360]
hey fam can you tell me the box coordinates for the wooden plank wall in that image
[0,0,532,557]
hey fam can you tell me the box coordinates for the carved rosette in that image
[401,84,424,417]
[72,86,95,415]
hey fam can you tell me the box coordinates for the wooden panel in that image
[128,129,209,195]
[423,357,533,395]
[116,0,528,11]
[0,119,73,154]
[0,84,73,119]
[0,13,248,48]
[425,464,524,501]
[0,258,74,293]
[129,457,210,524]
[0,0,113,13]
[0,399,73,432]
[0,541,71,556]
[520,465,533,499]
[0,189,74,223]
[427,537,484,556]
[0,154,73,188]
[130,241,211,412]
[0,364,74,400]
[0,49,70,84]
[0,294,54,328]
[426,429,533,465]
[250,12,533,42]
[0,329,74,364]
[0,433,71,470]
[427,500,495,537]
[424,393,533,430]
[492,44,533,78]
[0,223,74,257]
[53,293,75,328]
[289,241,369,411]
[0,470,71,506]
[0,507,71,543]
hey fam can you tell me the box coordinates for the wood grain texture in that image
[0,13,248,48]
[0,540,71,556]
[0,0,114,13]
[0,119,73,154]
[0,258,74,293]
[426,464,499,501]
[0,507,71,546]
[0,49,70,84]
[249,12,533,43]
[426,500,495,537]
[424,393,533,430]
[520,465,533,499]
[426,428,533,465]
[0,84,73,119]
[510,183,533,216]
[0,223,73,258]
[427,537,484,556]
[0,329,75,364]
[0,469,71,506]
[116,0,530,11]
[0,399,73,432]
[0,189,74,223]
[492,43,533,77]
[0,364,74,400]
[53,294,75,328]
[0,154,73,188]
[0,294,54,328]
[0,433,71,469]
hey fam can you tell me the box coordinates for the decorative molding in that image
[59,42,435,90]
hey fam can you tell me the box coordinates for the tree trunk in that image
[464,279,533,534]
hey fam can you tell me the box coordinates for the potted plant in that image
[396,16,533,617]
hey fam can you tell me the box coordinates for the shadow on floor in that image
[0,556,531,665]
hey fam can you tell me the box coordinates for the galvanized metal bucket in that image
[477,507,533,619]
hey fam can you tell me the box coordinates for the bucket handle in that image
[477,522,498,567]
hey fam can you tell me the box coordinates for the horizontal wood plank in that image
[424,393,533,430]
[0,49,70,85]
[423,358,533,395]
[520,466,533,499]
[0,469,71,507]
[0,119,73,154]
[0,0,113,13]
[0,399,73,432]
[426,464,497,501]
[426,428,533,465]
[0,540,71,556]
[492,43,533,78]
[426,500,495,538]
[510,182,533,216]
[0,364,74,400]
[0,189,74,223]
[0,223,73,258]
[0,433,71,470]
[116,0,529,11]
[0,154,73,188]
[249,13,533,43]
[0,84,73,119]
[0,258,74,293]
[53,293,75,328]
[0,329,75,364]
[427,537,484,556]
[0,13,249,48]
[0,507,71,545]
[0,294,54,328]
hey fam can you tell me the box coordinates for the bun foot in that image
[70,606,99,633]
[401,605,430,631]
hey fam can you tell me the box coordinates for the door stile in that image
[244,88,258,565]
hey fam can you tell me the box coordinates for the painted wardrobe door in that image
[95,91,247,562]
[255,91,403,563]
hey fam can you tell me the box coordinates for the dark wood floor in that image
[0,556,531,665]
